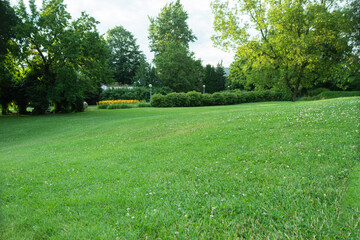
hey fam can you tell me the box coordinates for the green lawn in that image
[1,98,359,239]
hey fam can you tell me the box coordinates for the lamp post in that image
[149,84,152,101]
[203,85,206,94]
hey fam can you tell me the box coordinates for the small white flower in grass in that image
[205,192,208,195]
[175,231,179,235]
[126,213,130,217]
[127,208,130,211]
[212,207,217,210]
[242,193,246,197]
[131,216,135,219]
[210,215,214,218]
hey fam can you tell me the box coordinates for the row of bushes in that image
[151,90,292,107]
[299,91,360,101]
[98,102,151,109]
[100,86,172,102]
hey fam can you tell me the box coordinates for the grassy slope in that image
[0,98,359,239]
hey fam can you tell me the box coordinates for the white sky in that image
[10,0,234,67]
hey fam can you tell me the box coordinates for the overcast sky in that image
[10,0,234,67]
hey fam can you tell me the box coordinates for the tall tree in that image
[133,59,160,87]
[203,64,218,93]
[148,0,196,55]
[215,63,226,92]
[16,0,109,113]
[149,0,202,92]
[106,26,145,85]
[0,0,18,114]
[154,41,202,92]
[212,0,355,100]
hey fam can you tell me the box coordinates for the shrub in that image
[165,93,190,107]
[138,102,151,108]
[307,88,330,97]
[187,91,203,107]
[317,91,360,99]
[100,86,172,101]
[202,93,215,106]
[298,91,360,101]
[98,104,108,109]
[212,92,225,105]
[107,104,134,109]
[151,89,293,107]
[151,94,166,107]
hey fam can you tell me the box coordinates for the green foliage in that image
[0,0,18,114]
[106,26,145,85]
[212,0,357,101]
[203,64,227,93]
[149,1,201,92]
[150,93,166,107]
[164,92,190,107]
[151,90,291,107]
[107,103,134,109]
[14,0,109,114]
[300,91,360,101]
[148,0,196,55]
[307,88,331,97]
[138,102,151,108]
[133,59,160,87]
[154,41,203,92]
[187,91,202,107]
[97,104,108,109]
[100,86,172,102]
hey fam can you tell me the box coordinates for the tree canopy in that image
[149,0,202,92]
[148,0,196,56]
[11,0,109,113]
[106,26,145,85]
[212,0,357,100]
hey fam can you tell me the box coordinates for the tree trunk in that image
[291,79,301,102]
[1,103,9,115]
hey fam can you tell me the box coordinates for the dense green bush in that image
[164,93,190,107]
[151,90,292,107]
[97,104,109,109]
[307,88,330,97]
[187,91,203,107]
[201,93,215,106]
[100,86,172,102]
[298,91,360,101]
[317,91,360,99]
[107,104,134,109]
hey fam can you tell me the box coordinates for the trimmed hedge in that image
[298,91,360,101]
[100,86,172,102]
[151,90,292,107]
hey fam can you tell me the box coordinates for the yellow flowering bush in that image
[97,99,142,105]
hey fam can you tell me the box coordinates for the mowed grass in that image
[0,98,359,239]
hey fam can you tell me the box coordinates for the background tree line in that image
[0,0,227,114]
[212,0,360,101]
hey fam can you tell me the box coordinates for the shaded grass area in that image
[0,98,359,239]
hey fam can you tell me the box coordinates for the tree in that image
[149,0,202,92]
[106,26,145,85]
[148,0,196,55]
[203,64,218,93]
[212,0,355,100]
[16,0,109,113]
[0,0,18,114]
[133,59,160,87]
[215,63,226,92]
[154,41,203,92]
